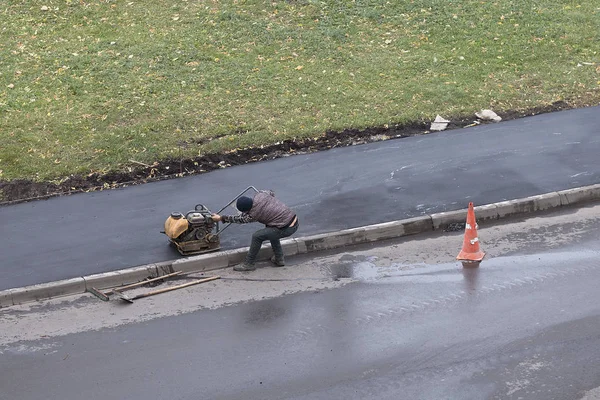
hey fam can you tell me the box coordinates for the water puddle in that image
[328,254,380,280]
[0,341,59,355]
[325,249,600,287]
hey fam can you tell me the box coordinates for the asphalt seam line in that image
[1,183,599,308]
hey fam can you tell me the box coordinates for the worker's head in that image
[236,196,253,212]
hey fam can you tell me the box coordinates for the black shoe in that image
[270,256,285,267]
[233,262,256,272]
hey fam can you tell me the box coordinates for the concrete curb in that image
[2,183,599,308]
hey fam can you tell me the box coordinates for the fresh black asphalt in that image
[1,106,599,290]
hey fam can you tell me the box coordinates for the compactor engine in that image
[163,204,220,255]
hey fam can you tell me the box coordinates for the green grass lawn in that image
[1,0,599,182]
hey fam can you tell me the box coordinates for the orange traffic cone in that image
[457,202,485,267]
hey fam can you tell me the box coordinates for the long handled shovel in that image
[87,270,184,302]
[106,270,184,295]
[114,276,220,303]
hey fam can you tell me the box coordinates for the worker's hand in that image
[211,214,222,222]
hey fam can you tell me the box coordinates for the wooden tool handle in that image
[132,276,220,300]
[109,271,183,293]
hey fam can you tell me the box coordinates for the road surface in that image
[1,106,599,289]
[2,204,600,399]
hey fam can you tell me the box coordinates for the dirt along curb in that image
[0,101,579,207]
[1,183,599,308]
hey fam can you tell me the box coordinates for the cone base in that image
[456,250,485,262]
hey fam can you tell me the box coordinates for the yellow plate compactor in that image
[163,186,259,256]
[163,204,221,255]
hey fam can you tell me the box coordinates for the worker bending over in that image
[212,190,298,272]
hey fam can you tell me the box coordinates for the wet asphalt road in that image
[2,237,600,399]
[1,106,600,290]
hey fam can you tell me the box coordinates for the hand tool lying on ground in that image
[86,270,184,302]
[113,275,221,303]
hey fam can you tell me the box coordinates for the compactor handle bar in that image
[214,186,259,236]
[194,204,210,212]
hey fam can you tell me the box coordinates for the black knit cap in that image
[236,196,253,212]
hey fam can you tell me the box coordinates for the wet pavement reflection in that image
[327,249,598,285]
[3,245,600,400]
[462,267,480,294]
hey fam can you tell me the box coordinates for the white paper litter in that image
[475,109,502,122]
[430,115,450,131]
